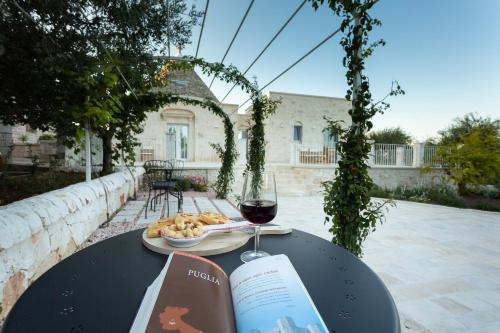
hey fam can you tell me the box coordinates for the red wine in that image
[240,199,277,224]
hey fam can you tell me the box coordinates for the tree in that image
[436,114,500,195]
[0,0,202,174]
[438,113,498,145]
[368,127,412,144]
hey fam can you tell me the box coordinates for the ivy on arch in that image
[310,0,405,257]
[156,57,278,198]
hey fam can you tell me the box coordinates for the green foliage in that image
[438,113,499,145]
[436,127,500,195]
[469,186,500,199]
[245,96,280,192]
[175,177,191,191]
[368,127,412,144]
[0,171,85,206]
[191,182,208,192]
[38,134,56,141]
[310,0,404,257]
[370,184,465,208]
[0,0,202,174]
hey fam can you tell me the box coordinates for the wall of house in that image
[0,168,144,319]
[263,92,351,164]
[136,103,238,163]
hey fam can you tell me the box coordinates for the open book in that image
[130,252,328,333]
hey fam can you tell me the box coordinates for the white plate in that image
[160,221,253,248]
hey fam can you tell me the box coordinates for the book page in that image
[229,255,328,333]
[130,251,236,333]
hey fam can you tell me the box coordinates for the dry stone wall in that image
[0,167,144,319]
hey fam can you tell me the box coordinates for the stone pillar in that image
[396,147,404,166]
[412,142,425,167]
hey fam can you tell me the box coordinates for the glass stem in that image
[254,225,261,253]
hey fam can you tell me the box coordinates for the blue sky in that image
[181,0,500,140]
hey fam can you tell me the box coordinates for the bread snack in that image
[199,212,229,225]
[161,222,206,239]
[174,213,202,225]
[146,217,175,238]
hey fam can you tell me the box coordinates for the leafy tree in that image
[436,114,500,195]
[368,127,412,144]
[0,0,202,174]
[438,113,498,145]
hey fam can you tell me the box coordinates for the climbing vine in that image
[310,0,404,256]
[245,94,279,193]
[172,96,237,199]
[157,57,278,197]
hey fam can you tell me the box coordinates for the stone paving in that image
[79,193,500,332]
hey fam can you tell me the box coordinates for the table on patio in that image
[1,229,400,333]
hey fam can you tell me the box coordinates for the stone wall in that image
[0,168,144,319]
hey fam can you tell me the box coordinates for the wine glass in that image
[239,171,277,263]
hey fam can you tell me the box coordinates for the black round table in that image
[2,229,400,333]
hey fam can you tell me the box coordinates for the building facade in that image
[134,69,351,166]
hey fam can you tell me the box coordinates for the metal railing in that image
[423,145,443,167]
[293,142,443,168]
[294,144,338,165]
[373,143,414,167]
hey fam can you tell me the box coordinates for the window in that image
[293,125,302,142]
[323,131,338,148]
[167,124,189,160]
[140,148,154,161]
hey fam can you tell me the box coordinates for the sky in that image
[180,0,500,140]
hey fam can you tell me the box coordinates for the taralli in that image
[174,213,201,225]
[146,217,175,238]
[160,221,207,239]
[147,212,230,239]
[199,212,229,225]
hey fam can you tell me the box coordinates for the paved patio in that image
[79,193,500,332]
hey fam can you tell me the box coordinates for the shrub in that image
[189,175,208,192]
[39,134,56,140]
[175,177,191,191]
[191,182,208,192]
[473,202,500,212]
[469,186,500,199]
[370,184,465,208]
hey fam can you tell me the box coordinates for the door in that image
[167,124,189,160]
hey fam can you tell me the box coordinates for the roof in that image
[160,66,219,102]
[267,90,348,101]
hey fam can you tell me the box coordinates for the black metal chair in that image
[167,159,184,206]
[143,160,168,173]
[144,160,182,218]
